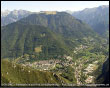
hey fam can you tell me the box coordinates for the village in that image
[74,44,88,54]
[20,55,74,71]
[10,42,103,86]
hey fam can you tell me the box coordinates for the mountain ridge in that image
[72,5,109,36]
[1,12,100,59]
[1,10,32,26]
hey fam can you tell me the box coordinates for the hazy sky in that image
[1,1,109,12]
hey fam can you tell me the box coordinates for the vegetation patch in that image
[34,45,42,53]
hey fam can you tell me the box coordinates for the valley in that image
[1,3,109,87]
[2,39,108,86]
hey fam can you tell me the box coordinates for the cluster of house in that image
[33,59,61,70]
[20,55,74,71]
[83,64,95,75]
[83,61,98,84]
[85,76,94,83]
[74,45,88,54]
[21,59,62,71]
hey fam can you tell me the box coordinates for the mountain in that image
[1,59,71,86]
[96,58,109,84]
[65,10,73,15]
[1,11,99,60]
[1,10,109,86]
[72,5,109,36]
[1,10,10,17]
[1,22,69,60]
[1,10,32,26]
[19,11,98,40]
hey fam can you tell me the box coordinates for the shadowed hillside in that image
[1,59,72,86]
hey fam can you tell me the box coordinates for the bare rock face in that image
[1,10,32,26]
[39,11,57,15]
[96,58,109,84]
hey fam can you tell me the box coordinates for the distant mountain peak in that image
[99,5,109,8]
[98,5,109,10]
[1,9,32,26]
[1,10,10,17]
[65,10,73,14]
[72,5,109,36]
